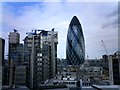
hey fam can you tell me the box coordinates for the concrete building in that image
[102,54,109,69]
[85,57,109,77]
[24,33,33,63]
[15,66,27,86]
[108,51,120,85]
[0,38,5,90]
[81,59,110,84]
[9,29,20,44]
[87,66,103,80]
[57,58,64,74]
[35,29,58,88]
[85,59,103,67]
[16,44,24,64]
[24,29,58,89]
[8,29,20,65]
[2,59,9,85]
[24,32,40,62]
[24,30,41,88]
[79,65,104,85]
[8,29,20,87]
[8,30,23,66]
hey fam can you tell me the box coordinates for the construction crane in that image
[101,40,108,55]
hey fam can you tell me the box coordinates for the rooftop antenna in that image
[52,28,55,31]
[13,29,17,32]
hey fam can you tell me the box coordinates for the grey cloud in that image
[106,7,118,17]
[2,2,118,59]
[102,7,118,29]
[102,17,118,29]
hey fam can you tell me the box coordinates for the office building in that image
[8,30,23,65]
[87,66,103,80]
[66,16,85,65]
[15,66,27,86]
[8,29,20,87]
[35,29,58,88]
[0,38,5,90]
[16,44,24,64]
[108,51,120,85]
[24,30,41,88]
[84,58,109,79]
[24,32,40,63]
[57,58,64,74]
[24,29,58,89]
[8,29,20,66]
[2,59,9,85]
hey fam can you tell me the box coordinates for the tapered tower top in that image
[70,16,81,26]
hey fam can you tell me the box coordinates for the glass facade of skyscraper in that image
[66,16,85,65]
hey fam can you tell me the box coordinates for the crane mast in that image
[101,40,108,55]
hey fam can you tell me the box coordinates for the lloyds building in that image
[66,16,85,65]
[24,29,58,89]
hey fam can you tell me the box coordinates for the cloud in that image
[2,2,118,59]
[98,3,118,56]
[101,3,118,29]
[2,2,69,58]
[1,0,120,2]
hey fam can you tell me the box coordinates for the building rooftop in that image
[2,86,30,90]
[45,85,120,90]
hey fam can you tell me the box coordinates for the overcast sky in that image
[1,0,119,59]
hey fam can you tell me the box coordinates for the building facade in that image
[35,29,58,88]
[0,38,5,90]
[8,30,20,88]
[66,16,85,65]
[8,29,24,87]
[16,44,24,65]
[24,29,58,89]
[108,51,120,85]
[15,66,27,86]
[8,29,20,66]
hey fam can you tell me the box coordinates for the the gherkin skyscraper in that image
[66,16,85,65]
